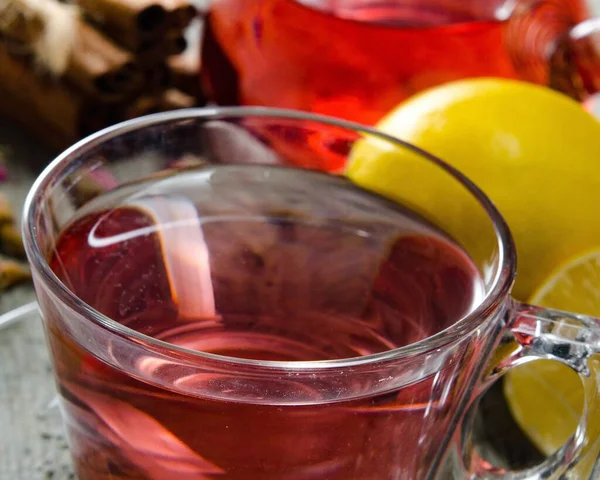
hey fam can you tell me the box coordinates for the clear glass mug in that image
[22,107,600,479]
[201,0,600,125]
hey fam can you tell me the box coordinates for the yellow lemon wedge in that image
[503,359,583,456]
[504,250,600,456]
[530,250,600,317]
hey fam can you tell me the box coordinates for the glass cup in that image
[201,0,600,124]
[22,107,600,479]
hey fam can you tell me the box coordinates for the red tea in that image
[47,166,485,479]
[201,0,587,124]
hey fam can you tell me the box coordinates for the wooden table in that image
[0,120,74,480]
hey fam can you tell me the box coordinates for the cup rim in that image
[22,106,516,370]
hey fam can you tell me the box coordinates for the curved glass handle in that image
[504,0,599,102]
[549,17,600,102]
[472,300,600,479]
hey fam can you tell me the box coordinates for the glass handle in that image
[504,0,599,102]
[549,17,600,102]
[472,300,600,479]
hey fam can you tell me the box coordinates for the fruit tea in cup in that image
[24,109,600,480]
[47,165,483,479]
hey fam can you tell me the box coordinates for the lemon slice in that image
[503,360,583,456]
[503,250,600,455]
[530,250,600,317]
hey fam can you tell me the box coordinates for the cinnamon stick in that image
[136,31,187,66]
[143,63,171,93]
[91,23,160,51]
[65,20,144,100]
[1,17,139,115]
[76,0,168,36]
[0,42,116,148]
[168,34,187,55]
[76,0,168,47]
[162,0,196,30]
[77,0,194,50]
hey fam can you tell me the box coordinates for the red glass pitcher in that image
[201,0,600,124]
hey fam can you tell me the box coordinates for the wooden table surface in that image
[0,120,74,480]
